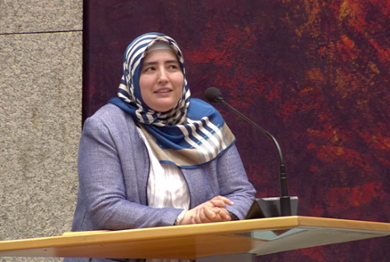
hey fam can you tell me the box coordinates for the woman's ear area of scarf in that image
[138,48,184,112]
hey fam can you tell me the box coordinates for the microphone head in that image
[205,87,223,103]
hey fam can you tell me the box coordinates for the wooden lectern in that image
[1,216,390,261]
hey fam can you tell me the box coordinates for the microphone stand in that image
[214,96,297,217]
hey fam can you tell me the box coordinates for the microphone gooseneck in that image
[205,87,292,216]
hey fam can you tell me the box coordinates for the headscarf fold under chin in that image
[109,32,235,168]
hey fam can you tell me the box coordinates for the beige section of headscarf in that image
[138,124,236,168]
[147,41,174,53]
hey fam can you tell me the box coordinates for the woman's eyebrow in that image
[143,60,179,66]
[142,61,157,66]
[164,60,179,63]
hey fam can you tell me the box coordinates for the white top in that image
[137,128,191,262]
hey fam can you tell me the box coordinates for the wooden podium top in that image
[1,216,390,260]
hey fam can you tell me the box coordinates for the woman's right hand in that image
[179,196,234,225]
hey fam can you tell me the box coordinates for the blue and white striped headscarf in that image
[109,32,235,168]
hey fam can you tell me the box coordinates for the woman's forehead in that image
[142,49,179,63]
[147,41,173,53]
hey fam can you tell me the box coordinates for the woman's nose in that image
[157,68,169,84]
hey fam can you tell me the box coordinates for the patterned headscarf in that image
[109,32,235,168]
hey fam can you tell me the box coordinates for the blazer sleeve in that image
[214,144,257,219]
[77,116,183,230]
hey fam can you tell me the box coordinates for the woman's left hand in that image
[180,196,234,225]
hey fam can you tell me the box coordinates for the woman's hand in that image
[179,196,234,225]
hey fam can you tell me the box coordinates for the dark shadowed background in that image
[84,1,390,261]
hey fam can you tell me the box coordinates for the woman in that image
[65,32,256,262]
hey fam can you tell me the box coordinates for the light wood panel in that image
[0,216,390,260]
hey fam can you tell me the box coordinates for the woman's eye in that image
[144,67,155,72]
[168,64,178,70]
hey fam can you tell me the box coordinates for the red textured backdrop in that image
[84,1,390,261]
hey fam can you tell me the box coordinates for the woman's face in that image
[139,49,184,112]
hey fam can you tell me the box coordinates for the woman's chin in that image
[147,97,180,113]
[150,103,175,113]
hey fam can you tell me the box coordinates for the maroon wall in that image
[84,1,390,261]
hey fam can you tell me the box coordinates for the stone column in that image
[0,1,82,261]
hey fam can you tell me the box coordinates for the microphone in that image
[205,87,298,218]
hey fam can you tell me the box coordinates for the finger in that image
[210,199,234,208]
[199,206,213,223]
[218,208,232,221]
[211,196,234,206]
[209,206,230,221]
[196,206,213,223]
[204,207,227,222]
[194,207,202,224]
[210,199,227,208]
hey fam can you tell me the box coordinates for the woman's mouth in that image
[155,88,172,93]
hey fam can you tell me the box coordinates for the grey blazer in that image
[64,104,256,262]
